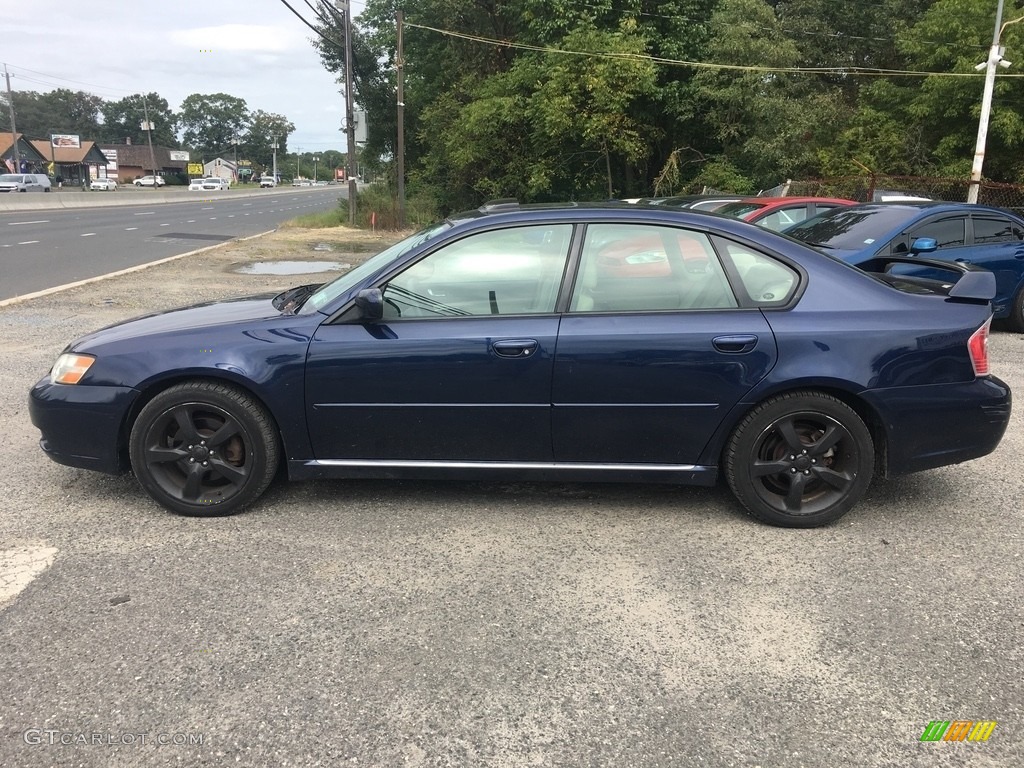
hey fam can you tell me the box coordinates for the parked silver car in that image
[0,173,52,192]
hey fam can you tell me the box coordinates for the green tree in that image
[100,93,178,146]
[178,93,250,158]
[243,110,296,170]
[3,89,103,140]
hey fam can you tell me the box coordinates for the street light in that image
[271,139,278,182]
[313,155,319,183]
[967,0,1022,203]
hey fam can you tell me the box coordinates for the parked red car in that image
[715,197,857,231]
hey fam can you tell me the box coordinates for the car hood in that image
[70,293,284,350]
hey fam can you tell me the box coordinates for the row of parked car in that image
[626,194,1024,331]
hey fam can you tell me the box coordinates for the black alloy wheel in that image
[129,382,279,517]
[725,391,874,528]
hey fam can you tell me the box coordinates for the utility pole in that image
[141,95,159,189]
[297,146,302,179]
[313,155,319,182]
[396,11,406,228]
[339,0,358,224]
[968,0,1012,204]
[3,64,20,172]
[272,138,278,181]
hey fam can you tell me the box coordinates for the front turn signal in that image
[50,354,96,385]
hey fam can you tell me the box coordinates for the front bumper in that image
[29,377,140,474]
[862,376,1011,474]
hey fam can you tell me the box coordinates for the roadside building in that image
[29,139,111,186]
[96,142,190,184]
[0,132,50,174]
[203,158,237,183]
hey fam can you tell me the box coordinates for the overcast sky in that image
[1,0,368,153]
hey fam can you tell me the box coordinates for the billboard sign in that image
[169,150,190,161]
[51,134,81,148]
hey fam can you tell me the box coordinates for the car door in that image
[304,223,574,462]
[551,223,783,465]
[965,214,1024,314]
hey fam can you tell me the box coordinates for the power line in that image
[405,22,1024,78]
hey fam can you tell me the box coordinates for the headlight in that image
[50,353,96,385]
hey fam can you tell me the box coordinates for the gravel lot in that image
[0,226,1021,767]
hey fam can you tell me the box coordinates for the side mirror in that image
[909,237,937,255]
[354,288,384,321]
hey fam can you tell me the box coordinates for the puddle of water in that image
[234,261,351,275]
[312,243,334,252]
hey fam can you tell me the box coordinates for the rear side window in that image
[973,217,1024,244]
[757,207,807,232]
[718,241,799,306]
[569,224,737,312]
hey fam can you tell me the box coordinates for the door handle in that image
[955,258,972,265]
[492,339,539,358]
[712,334,758,354]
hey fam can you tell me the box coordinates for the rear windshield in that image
[787,206,918,250]
[715,202,765,217]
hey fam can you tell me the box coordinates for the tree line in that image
[2,89,299,170]
[312,0,1024,213]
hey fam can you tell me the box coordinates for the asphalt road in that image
[0,233,1021,767]
[0,187,343,301]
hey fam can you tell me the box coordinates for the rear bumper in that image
[862,376,1011,474]
[29,377,139,474]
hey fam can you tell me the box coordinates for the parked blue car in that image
[30,204,1011,527]
[785,202,1024,329]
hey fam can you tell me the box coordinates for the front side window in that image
[569,224,738,312]
[382,224,572,318]
[911,217,966,248]
[758,207,807,232]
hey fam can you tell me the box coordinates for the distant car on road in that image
[188,177,230,191]
[0,173,52,193]
[134,175,165,187]
[715,197,857,232]
[259,176,277,188]
[786,202,1024,329]
[89,178,118,191]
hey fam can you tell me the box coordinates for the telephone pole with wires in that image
[4,64,21,172]
[338,0,358,224]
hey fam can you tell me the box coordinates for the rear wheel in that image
[725,391,873,528]
[129,382,279,517]
[1006,285,1024,333]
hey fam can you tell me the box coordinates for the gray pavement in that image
[0,231,1021,767]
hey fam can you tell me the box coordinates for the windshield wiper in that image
[272,283,323,313]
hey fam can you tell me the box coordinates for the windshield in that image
[304,221,452,311]
[0,175,23,182]
[786,206,919,250]
[715,202,765,218]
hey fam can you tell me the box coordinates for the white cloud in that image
[170,25,303,53]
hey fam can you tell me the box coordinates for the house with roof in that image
[203,157,237,183]
[29,139,111,186]
[96,142,190,184]
[0,132,50,174]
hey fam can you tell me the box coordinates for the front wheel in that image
[129,382,280,517]
[724,391,874,528]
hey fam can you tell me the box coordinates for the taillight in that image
[967,318,991,376]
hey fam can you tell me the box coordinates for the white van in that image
[0,173,52,192]
[259,176,277,188]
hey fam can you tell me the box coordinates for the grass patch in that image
[282,183,441,231]
[282,207,350,229]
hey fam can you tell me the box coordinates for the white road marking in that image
[201,207,214,210]
[242,203,252,206]
[160,223,169,226]
[133,211,155,216]
[228,214,235,218]
[81,233,96,237]
[125,227,138,231]
[6,220,49,226]
[209,217,217,220]
[186,219,196,223]
[17,240,39,245]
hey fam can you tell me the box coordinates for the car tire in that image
[1007,285,1024,333]
[129,381,280,517]
[724,391,874,528]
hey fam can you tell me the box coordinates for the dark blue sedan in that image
[786,202,1024,329]
[29,204,1011,527]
